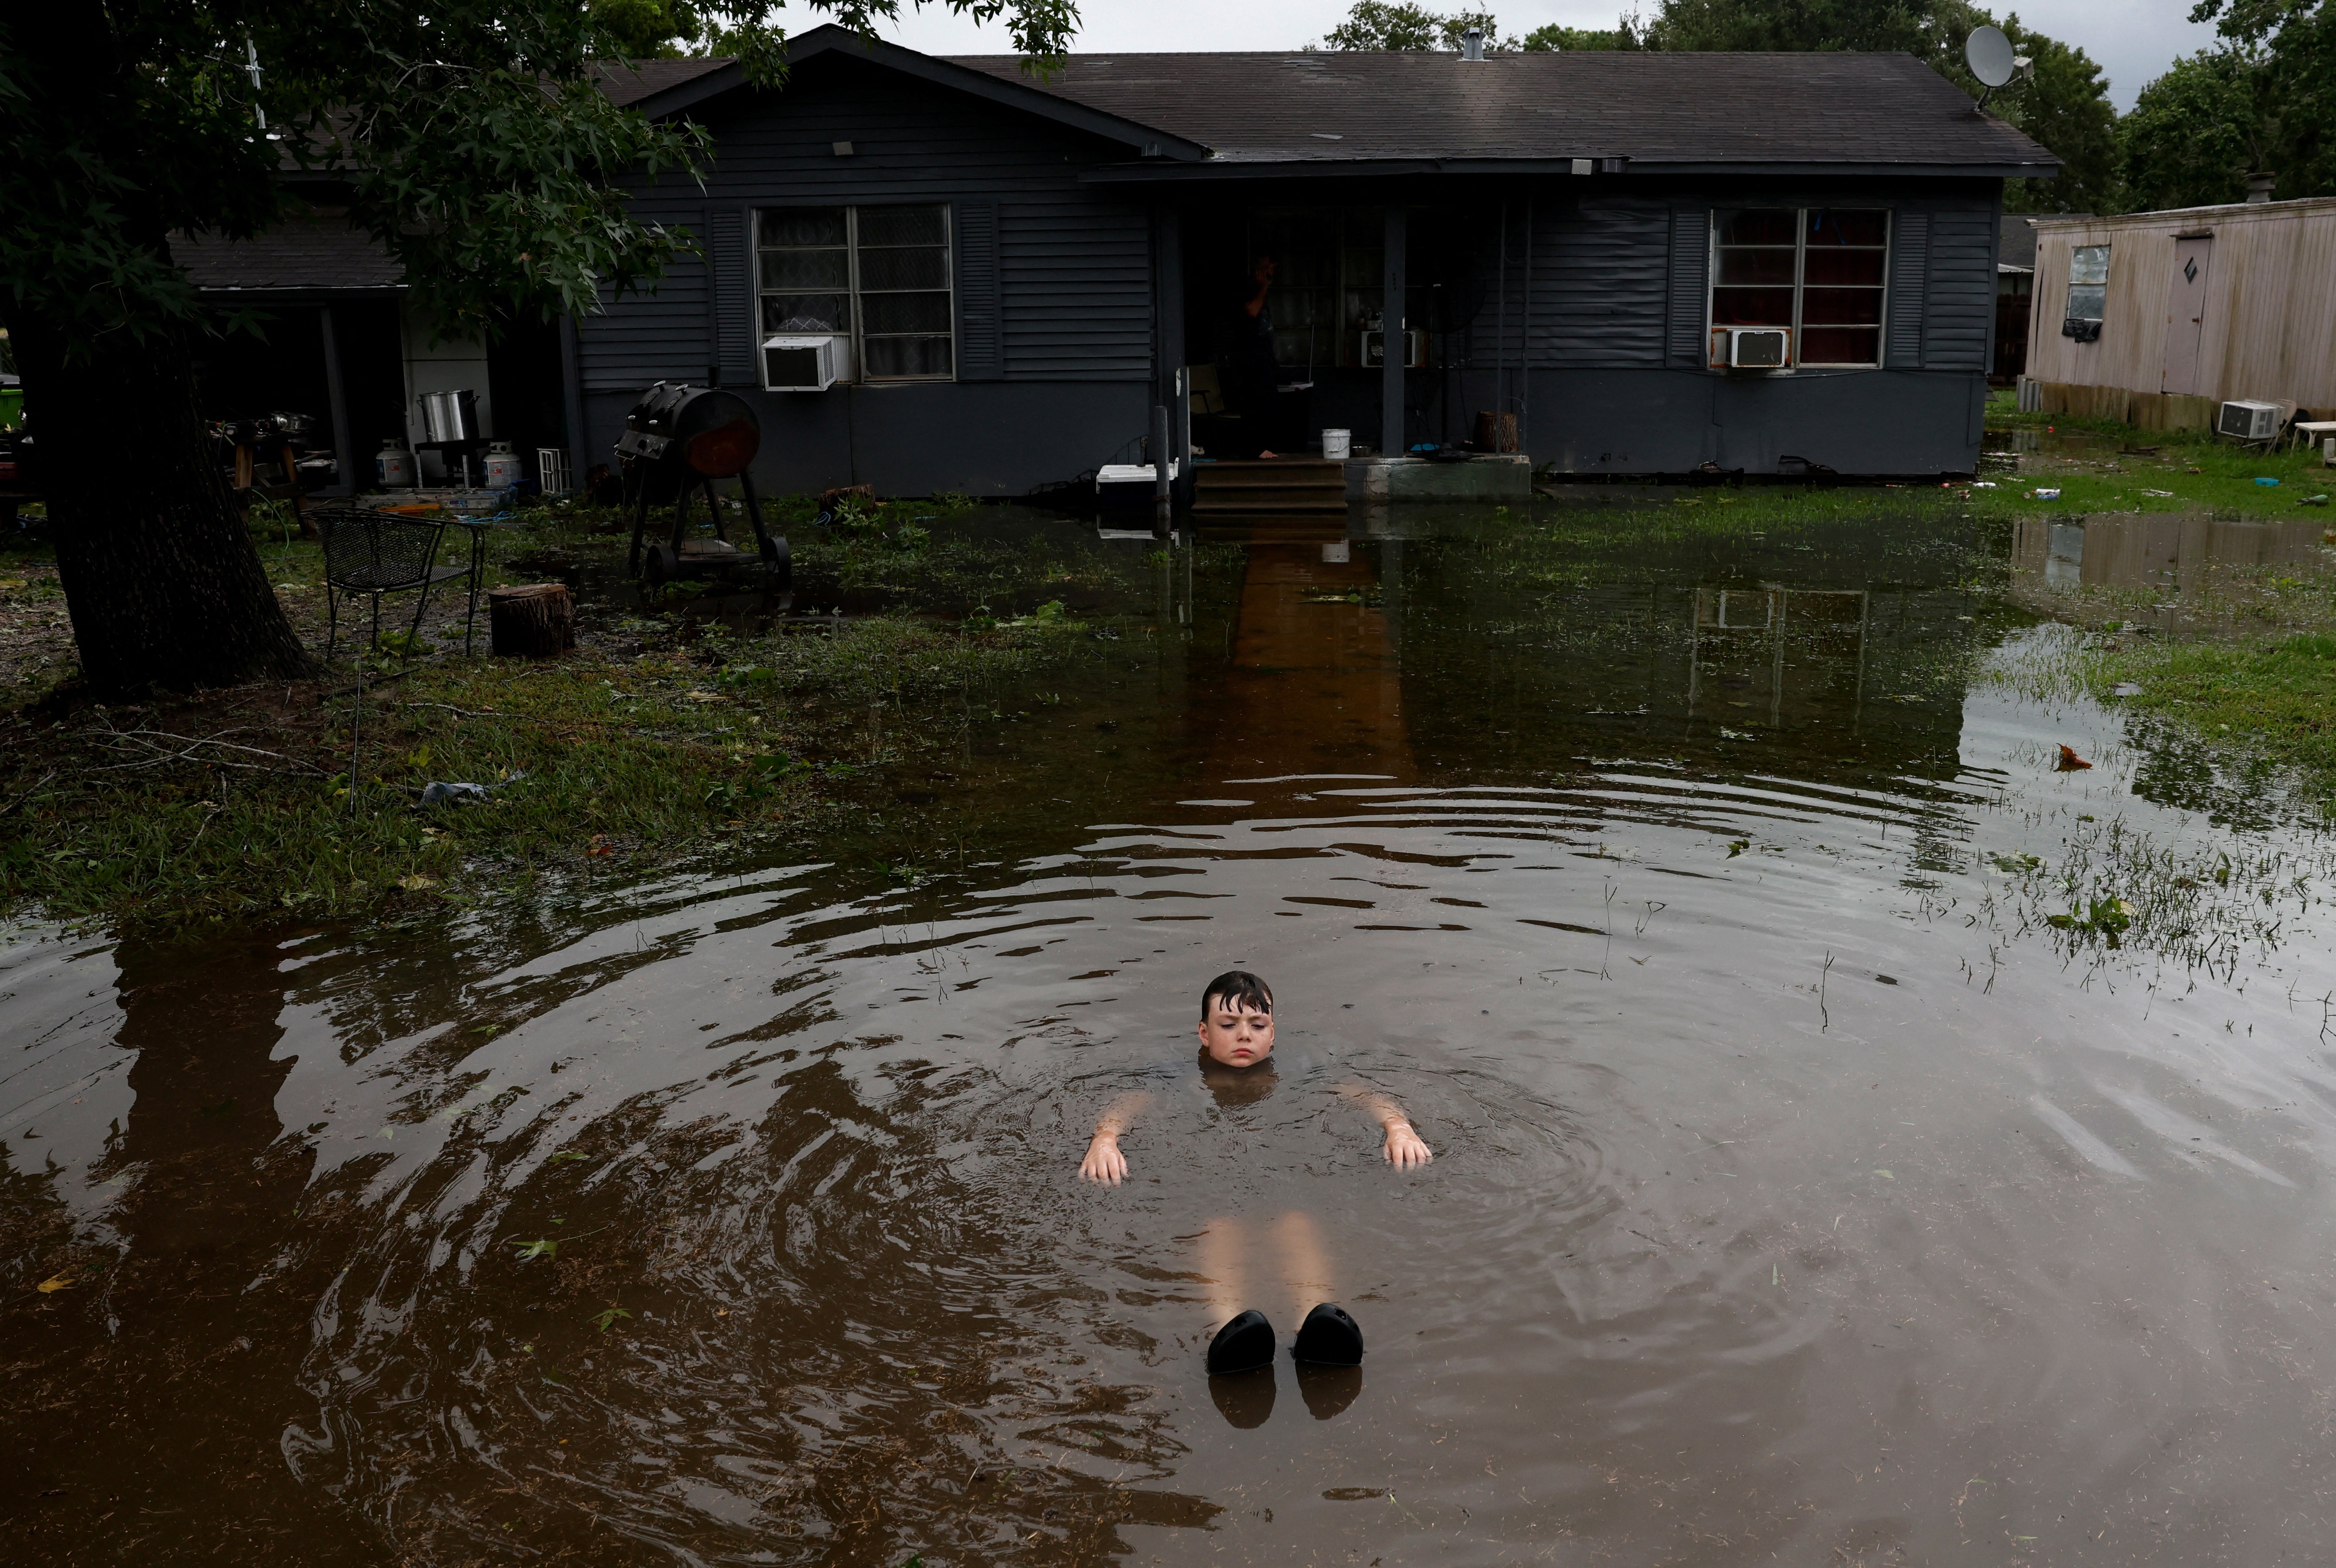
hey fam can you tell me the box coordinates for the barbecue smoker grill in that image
[616,383,790,589]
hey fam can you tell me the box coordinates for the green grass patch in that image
[0,490,1150,930]
[2084,632,2336,794]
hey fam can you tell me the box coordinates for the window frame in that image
[1705,207,1892,371]
[2064,243,2109,325]
[755,203,956,386]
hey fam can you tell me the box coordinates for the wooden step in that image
[1195,460,1345,488]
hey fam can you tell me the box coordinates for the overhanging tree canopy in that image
[0,0,1075,694]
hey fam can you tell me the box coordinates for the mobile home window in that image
[1710,208,1888,367]
[757,205,953,382]
[2065,245,2109,322]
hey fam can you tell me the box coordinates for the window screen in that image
[1710,207,1888,368]
[756,205,953,383]
[854,206,953,380]
[2066,245,2109,323]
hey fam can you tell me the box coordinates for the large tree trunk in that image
[9,301,313,694]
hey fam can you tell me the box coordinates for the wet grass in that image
[1982,389,2336,518]
[0,499,1160,929]
[2083,634,2336,805]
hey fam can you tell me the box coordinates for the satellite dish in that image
[1965,25,2016,89]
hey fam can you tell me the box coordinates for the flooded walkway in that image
[11,503,2336,1565]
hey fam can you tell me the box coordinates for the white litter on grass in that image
[2112,682,2144,697]
[2030,487,2062,500]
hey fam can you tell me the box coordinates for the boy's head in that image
[1197,970,1275,1069]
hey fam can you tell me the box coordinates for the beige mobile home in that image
[2025,196,2336,430]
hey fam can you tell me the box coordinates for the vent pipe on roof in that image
[2246,171,2277,203]
[1460,28,1486,60]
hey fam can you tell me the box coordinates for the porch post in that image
[1382,206,1406,456]
[560,313,589,496]
[319,303,356,497]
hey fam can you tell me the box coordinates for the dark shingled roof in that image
[596,57,729,109]
[943,50,2054,171]
[175,213,402,293]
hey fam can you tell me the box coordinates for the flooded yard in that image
[11,501,2336,1565]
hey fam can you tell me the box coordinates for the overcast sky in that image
[874,0,2219,111]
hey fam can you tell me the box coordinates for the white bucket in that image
[1322,428,1352,460]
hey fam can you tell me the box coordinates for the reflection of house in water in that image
[1689,586,1869,730]
[2012,514,2323,600]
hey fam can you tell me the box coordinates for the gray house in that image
[577,30,2056,493]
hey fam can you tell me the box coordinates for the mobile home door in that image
[2162,235,2213,396]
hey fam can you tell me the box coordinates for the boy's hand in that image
[1080,1133,1129,1185]
[1383,1120,1433,1169]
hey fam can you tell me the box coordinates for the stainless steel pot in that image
[417,390,480,444]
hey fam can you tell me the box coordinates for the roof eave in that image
[1080,158,2056,184]
[629,26,1212,160]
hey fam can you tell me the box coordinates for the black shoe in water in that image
[1206,1309,1276,1375]
[1291,1303,1364,1366]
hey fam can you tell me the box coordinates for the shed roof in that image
[944,48,2056,174]
[175,212,402,295]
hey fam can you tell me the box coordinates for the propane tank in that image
[375,440,415,488]
[482,439,523,490]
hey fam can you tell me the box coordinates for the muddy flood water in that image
[13,503,2336,1565]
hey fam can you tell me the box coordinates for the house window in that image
[1710,208,1888,368]
[757,205,953,382]
[2065,243,2109,324]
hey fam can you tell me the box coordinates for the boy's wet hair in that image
[1201,970,1274,1020]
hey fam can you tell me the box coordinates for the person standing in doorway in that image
[1230,253,1282,458]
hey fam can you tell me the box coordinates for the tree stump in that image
[1472,411,1518,453]
[489,583,575,658]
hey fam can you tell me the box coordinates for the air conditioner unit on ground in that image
[763,335,838,392]
[2217,399,2281,442]
[1722,327,1791,370]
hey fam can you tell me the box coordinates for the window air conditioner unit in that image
[1361,330,1427,370]
[1723,327,1791,370]
[2216,399,2281,442]
[762,334,838,392]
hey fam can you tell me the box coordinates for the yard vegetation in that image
[0,495,1156,929]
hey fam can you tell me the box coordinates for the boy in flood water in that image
[1078,970,1432,1374]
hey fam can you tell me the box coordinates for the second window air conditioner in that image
[763,335,838,392]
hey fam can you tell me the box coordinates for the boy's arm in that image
[1080,1092,1151,1185]
[1336,1082,1434,1169]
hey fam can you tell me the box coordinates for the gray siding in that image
[581,246,708,394]
[1000,200,1150,378]
[577,55,1153,399]
[1534,199,1671,368]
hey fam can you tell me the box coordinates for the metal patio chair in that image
[315,506,482,661]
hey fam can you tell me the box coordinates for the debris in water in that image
[2112,682,2143,697]
[2056,745,2093,770]
[36,1275,73,1293]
